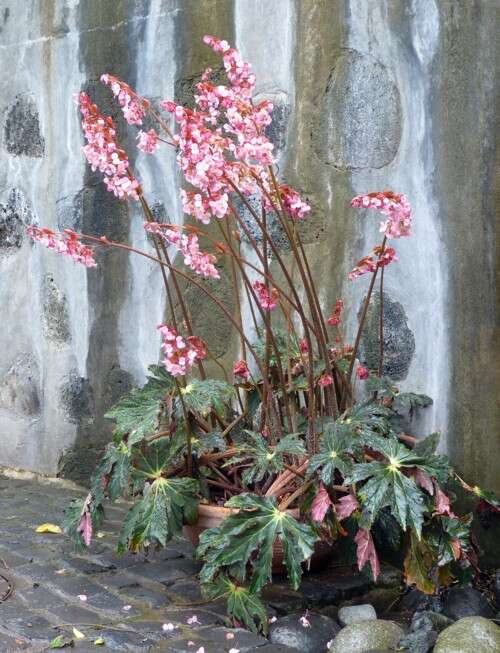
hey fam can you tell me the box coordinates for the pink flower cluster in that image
[252,280,279,311]
[318,374,334,387]
[144,222,219,279]
[348,246,398,281]
[137,129,160,154]
[100,74,149,126]
[158,36,308,225]
[79,92,140,200]
[277,184,311,221]
[233,359,250,380]
[27,226,97,268]
[351,191,412,239]
[327,298,344,327]
[356,365,370,380]
[158,324,207,377]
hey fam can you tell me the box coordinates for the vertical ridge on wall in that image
[344,0,448,440]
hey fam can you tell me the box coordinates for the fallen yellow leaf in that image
[94,637,105,645]
[72,627,85,639]
[35,523,62,534]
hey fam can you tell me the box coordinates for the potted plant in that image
[28,35,498,634]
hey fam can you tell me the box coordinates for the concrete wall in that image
[0,0,498,492]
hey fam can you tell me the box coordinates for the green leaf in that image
[253,328,300,369]
[49,635,67,648]
[132,436,186,484]
[203,575,268,634]
[365,375,399,398]
[197,493,317,595]
[413,432,440,457]
[393,392,433,416]
[308,422,354,483]
[118,477,199,552]
[105,365,175,445]
[473,485,500,509]
[343,401,392,441]
[178,378,235,418]
[191,430,226,456]
[404,532,436,594]
[226,432,305,486]
[347,439,428,536]
[427,514,472,566]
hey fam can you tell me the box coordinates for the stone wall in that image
[0,0,498,492]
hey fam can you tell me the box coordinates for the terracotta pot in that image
[184,503,335,574]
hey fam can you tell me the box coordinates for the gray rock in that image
[411,610,453,633]
[443,587,495,620]
[434,616,500,653]
[269,612,340,653]
[338,604,377,626]
[493,570,500,608]
[317,50,402,170]
[377,565,404,589]
[399,628,437,653]
[328,620,404,653]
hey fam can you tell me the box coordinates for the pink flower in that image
[318,374,334,387]
[137,128,160,154]
[374,245,398,268]
[356,365,370,380]
[187,615,202,626]
[351,191,412,239]
[233,360,250,380]
[299,612,311,628]
[77,511,92,547]
[144,222,219,279]
[311,484,333,522]
[158,325,207,377]
[253,281,279,311]
[348,255,378,281]
[101,74,149,125]
[327,298,344,327]
[27,226,97,268]
[355,528,380,580]
[79,92,140,200]
[278,184,311,221]
[349,245,398,281]
[299,338,309,353]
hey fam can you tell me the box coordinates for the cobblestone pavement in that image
[0,473,390,653]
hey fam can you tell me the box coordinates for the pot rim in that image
[196,502,300,519]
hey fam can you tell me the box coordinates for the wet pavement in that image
[0,472,390,652]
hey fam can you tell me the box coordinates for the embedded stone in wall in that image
[175,66,226,111]
[60,373,94,424]
[42,274,71,344]
[103,366,133,410]
[264,99,290,156]
[0,354,41,416]
[317,50,401,170]
[359,292,415,380]
[0,188,36,251]
[235,191,325,250]
[56,189,84,232]
[4,96,45,157]
[180,274,235,360]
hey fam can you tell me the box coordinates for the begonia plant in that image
[28,36,499,633]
